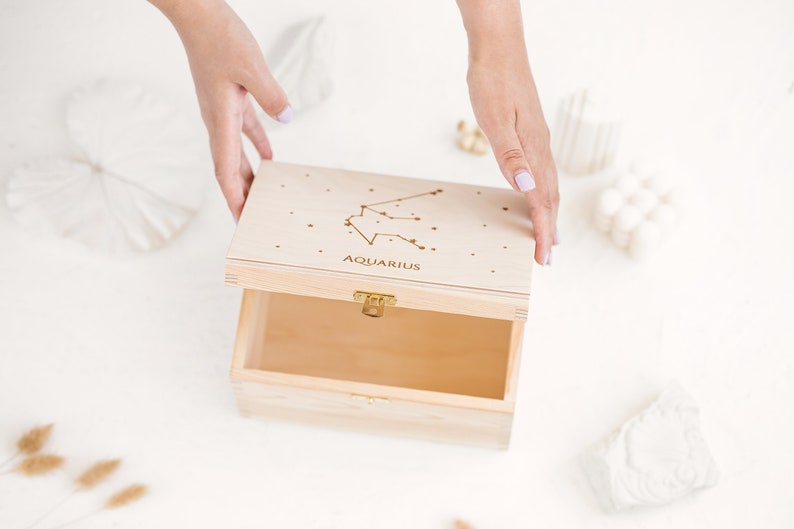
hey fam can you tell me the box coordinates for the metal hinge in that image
[353,291,396,318]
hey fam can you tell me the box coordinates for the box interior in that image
[241,290,517,400]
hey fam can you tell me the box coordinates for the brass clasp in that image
[353,291,396,318]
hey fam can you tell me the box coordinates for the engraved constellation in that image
[344,189,443,250]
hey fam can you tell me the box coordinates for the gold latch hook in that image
[353,291,396,318]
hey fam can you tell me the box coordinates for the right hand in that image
[154,0,291,221]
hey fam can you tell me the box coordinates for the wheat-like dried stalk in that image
[105,484,147,509]
[75,459,121,490]
[18,424,54,455]
[47,484,149,529]
[24,459,122,529]
[17,454,64,476]
[17,424,54,455]
[454,519,475,529]
[1,424,55,470]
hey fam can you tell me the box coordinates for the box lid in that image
[226,161,534,320]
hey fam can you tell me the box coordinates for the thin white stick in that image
[45,508,102,529]
[0,452,20,469]
[26,489,76,529]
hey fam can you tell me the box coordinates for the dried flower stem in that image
[46,484,148,529]
[25,490,75,529]
[0,452,20,469]
[46,508,102,529]
[1,424,54,470]
[25,458,122,529]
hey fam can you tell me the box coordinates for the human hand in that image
[457,0,560,266]
[150,0,291,221]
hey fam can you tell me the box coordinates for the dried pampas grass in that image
[47,484,149,529]
[18,454,64,476]
[75,459,121,490]
[1,424,55,469]
[23,459,123,529]
[5,423,149,529]
[106,484,148,509]
[454,520,475,529]
[18,424,54,455]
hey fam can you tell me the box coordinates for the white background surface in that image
[1,0,793,528]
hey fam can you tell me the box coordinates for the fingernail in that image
[544,250,552,266]
[553,227,560,245]
[276,105,293,124]
[514,170,536,192]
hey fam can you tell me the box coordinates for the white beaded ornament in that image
[594,161,681,259]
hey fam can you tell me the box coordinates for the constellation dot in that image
[307,224,314,228]
[502,207,509,211]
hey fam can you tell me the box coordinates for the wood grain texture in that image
[244,290,513,399]
[227,161,533,319]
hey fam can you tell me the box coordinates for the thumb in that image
[243,62,293,124]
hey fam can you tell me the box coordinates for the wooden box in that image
[226,161,534,449]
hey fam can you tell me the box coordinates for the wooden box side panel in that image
[232,379,513,449]
[504,320,526,399]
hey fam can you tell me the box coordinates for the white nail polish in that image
[544,250,552,266]
[514,170,536,192]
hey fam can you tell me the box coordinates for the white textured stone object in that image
[552,89,622,175]
[6,79,205,253]
[267,16,334,112]
[582,383,719,512]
